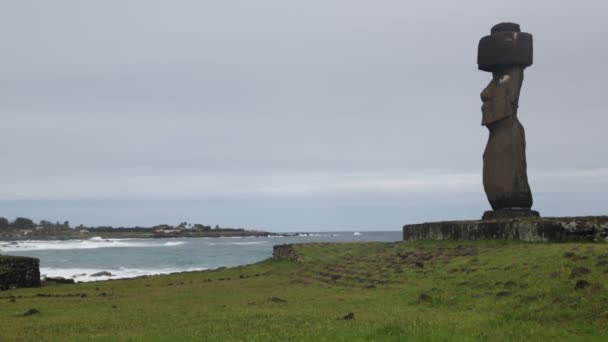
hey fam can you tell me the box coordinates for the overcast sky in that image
[1,1,606,231]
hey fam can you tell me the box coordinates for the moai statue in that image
[477,23,539,220]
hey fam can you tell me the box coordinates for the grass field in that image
[1,240,608,341]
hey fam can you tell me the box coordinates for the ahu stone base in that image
[0,255,41,291]
[272,244,301,262]
[403,216,608,242]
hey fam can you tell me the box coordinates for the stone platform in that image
[0,255,41,291]
[403,216,608,242]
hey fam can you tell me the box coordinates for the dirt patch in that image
[417,293,432,304]
[570,267,591,278]
[519,294,542,303]
[268,297,287,303]
[504,281,517,288]
[563,252,576,259]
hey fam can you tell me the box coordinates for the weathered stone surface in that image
[0,255,41,291]
[478,22,533,72]
[272,244,301,262]
[403,216,608,242]
[482,209,539,220]
[491,22,521,34]
[478,23,535,213]
[482,114,533,209]
[478,31,533,72]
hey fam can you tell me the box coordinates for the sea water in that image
[0,231,401,282]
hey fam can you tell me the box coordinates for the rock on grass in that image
[575,280,590,290]
[342,312,355,320]
[417,293,432,304]
[21,309,40,317]
[90,271,114,277]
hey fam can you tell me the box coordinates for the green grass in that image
[1,240,608,341]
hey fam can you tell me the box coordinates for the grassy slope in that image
[1,241,608,341]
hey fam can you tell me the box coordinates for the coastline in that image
[0,230,284,242]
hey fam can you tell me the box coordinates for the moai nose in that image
[480,87,492,102]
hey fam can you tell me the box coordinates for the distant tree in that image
[193,224,211,231]
[0,217,8,229]
[214,225,221,230]
[13,217,34,229]
[63,221,70,229]
[40,220,53,227]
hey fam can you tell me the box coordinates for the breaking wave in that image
[40,266,208,283]
[207,241,268,246]
[0,239,186,252]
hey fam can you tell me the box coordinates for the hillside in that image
[1,241,607,340]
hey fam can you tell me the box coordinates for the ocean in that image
[0,231,401,282]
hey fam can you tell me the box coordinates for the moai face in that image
[480,67,523,126]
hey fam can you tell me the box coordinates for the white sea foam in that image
[0,239,187,252]
[163,241,185,246]
[40,266,208,283]
[207,241,268,246]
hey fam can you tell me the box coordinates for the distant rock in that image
[90,271,114,277]
[44,277,75,284]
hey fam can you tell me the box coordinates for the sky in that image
[1,1,606,231]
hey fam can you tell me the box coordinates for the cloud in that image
[1,167,606,202]
[0,1,606,227]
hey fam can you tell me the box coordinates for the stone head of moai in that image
[478,22,532,126]
[477,23,539,220]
